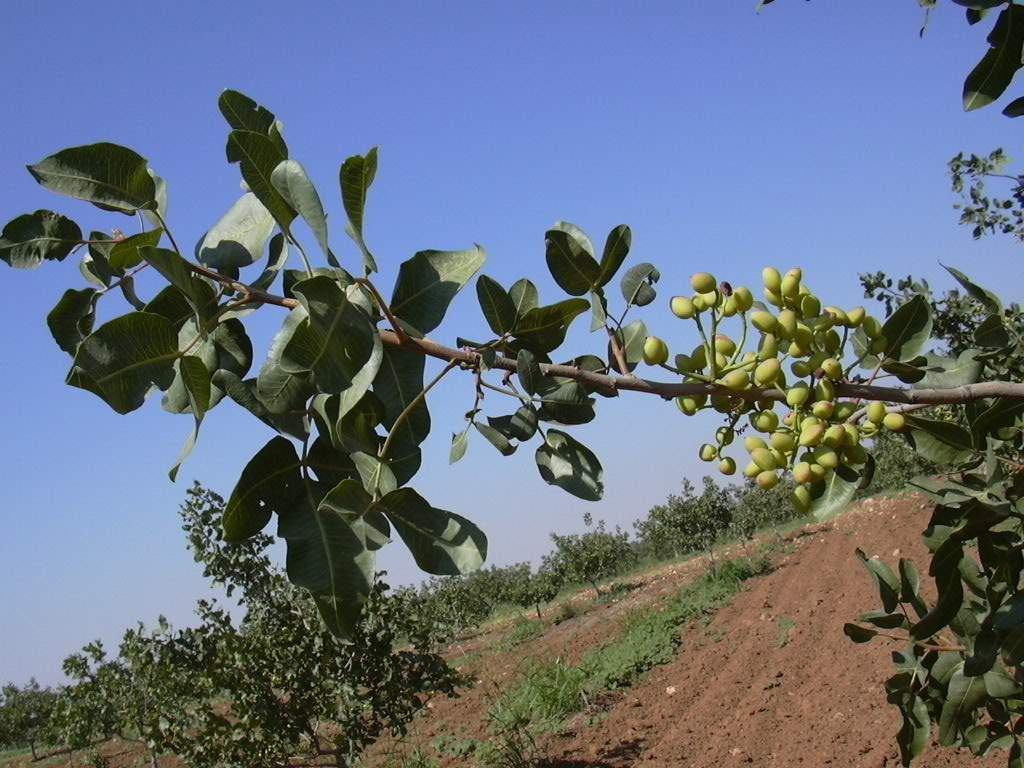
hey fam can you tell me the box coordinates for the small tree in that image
[502,564,563,621]
[545,518,633,597]
[633,477,733,561]
[0,680,58,759]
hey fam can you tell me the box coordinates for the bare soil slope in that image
[383,495,1003,767]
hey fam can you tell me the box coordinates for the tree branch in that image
[185,263,1024,407]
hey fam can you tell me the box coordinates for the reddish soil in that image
[376,495,1004,767]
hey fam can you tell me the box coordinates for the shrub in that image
[634,476,734,560]
[545,519,634,596]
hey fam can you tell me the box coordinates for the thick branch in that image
[381,330,1024,404]
[186,264,1024,406]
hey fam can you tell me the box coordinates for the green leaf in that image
[536,380,596,425]
[218,89,288,156]
[963,6,1024,111]
[881,356,927,384]
[544,227,601,296]
[279,478,390,637]
[281,276,377,393]
[47,288,97,355]
[271,159,331,258]
[972,397,1024,441]
[226,130,296,229]
[450,430,470,464]
[473,421,517,456]
[509,278,539,317]
[215,372,307,439]
[27,143,158,214]
[168,355,212,482]
[71,312,179,414]
[810,464,859,521]
[80,232,116,286]
[513,298,590,354]
[615,319,649,369]
[881,294,932,361]
[390,246,487,336]
[516,349,544,395]
[596,225,631,288]
[0,210,82,269]
[488,405,538,441]
[855,548,900,612]
[620,262,660,307]
[196,193,275,269]
[163,317,252,413]
[899,558,929,619]
[223,436,303,541]
[378,487,487,575]
[1002,95,1024,116]
[251,233,289,291]
[843,623,878,643]
[476,274,517,336]
[916,350,983,389]
[140,246,210,318]
[257,308,315,414]
[943,264,1002,314]
[108,229,163,271]
[911,552,965,641]
[374,346,430,449]
[938,667,986,745]
[974,313,1010,347]
[304,436,358,487]
[339,148,379,273]
[535,429,604,501]
[906,415,975,465]
[895,694,931,766]
[589,290,608,332]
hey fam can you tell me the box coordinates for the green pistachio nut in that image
[799,423,826,447]
[733,286,754,312]
[670,295,696,319]
[691,272,717,293]
[883,412,906,432]
[643,335,669,366]
[866,401,886,425]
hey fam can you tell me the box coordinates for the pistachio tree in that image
[4,83,1024,766]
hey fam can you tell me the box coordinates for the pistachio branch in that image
[182,261,1024,407]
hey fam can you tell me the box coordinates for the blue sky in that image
[2,1,1022,684]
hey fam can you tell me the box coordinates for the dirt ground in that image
[374,494,1004,767]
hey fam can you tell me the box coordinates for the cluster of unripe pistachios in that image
[640,268,907,512]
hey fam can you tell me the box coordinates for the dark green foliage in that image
[859,430,936,497]
[0,680,58,758]
[848,266,1024,766]
[45,484,457,768]
[633,477,733,559]
[545,518,634,596]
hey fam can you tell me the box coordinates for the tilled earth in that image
[376,495,1005,767]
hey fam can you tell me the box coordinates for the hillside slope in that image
[377,495,1003,767]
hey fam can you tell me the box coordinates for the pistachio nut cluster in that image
[642,268,906,512]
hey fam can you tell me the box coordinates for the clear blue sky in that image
[2,2,1022,684]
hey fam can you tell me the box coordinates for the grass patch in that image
[581,554,771,692]
[490,553,774,737]
[777,616,796,647]
[499,617,547,651]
